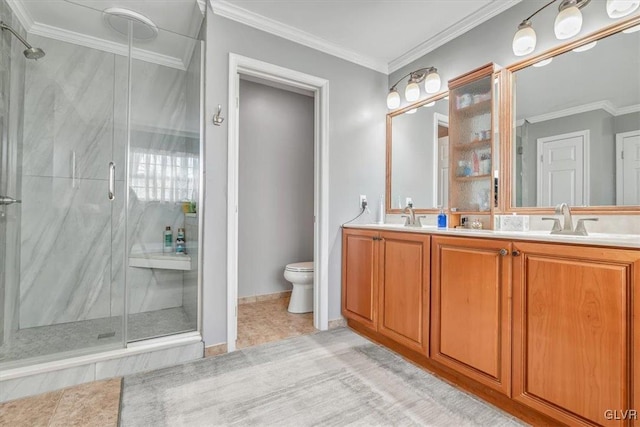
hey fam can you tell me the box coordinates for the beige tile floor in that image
[0,378,121,427]
[236,294,316,349]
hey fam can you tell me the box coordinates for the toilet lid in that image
[285,261,314,272]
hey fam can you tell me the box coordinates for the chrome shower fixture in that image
[0,21,45,59]
[103,8,158,40]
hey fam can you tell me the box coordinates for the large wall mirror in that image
[510,18,640,209]
[386,94,449,213]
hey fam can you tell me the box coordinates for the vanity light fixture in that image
[606,0,640,18]
[512,0,591,56]
[406,108,417,114]
[424,101,436,107]
[623,23,640,32]
[387,67,441,109]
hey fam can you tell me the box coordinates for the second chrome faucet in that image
[402,204,426,227]
[542,203,598,236]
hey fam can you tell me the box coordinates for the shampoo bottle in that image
[437,207,447,229]
[176,228,186,254]
[163,226,173,253]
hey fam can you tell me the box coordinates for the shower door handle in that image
[108,162,115,201]
[0,196,21,205]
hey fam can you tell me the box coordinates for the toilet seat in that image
[285,262,314,272]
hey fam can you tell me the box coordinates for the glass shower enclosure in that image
[0,2,203,369]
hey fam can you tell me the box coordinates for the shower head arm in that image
[0,21,34,50]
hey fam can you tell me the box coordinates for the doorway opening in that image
[226,54,329,352]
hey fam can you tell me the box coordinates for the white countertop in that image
[343,223,640,249]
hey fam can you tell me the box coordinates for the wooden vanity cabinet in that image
[343,227,640,426]
[342,228,430,354]
[342,228,378,330]
[512,242,640,427]
[378,231,430,354]
[430,235,512,395]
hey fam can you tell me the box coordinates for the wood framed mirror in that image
[502,14,640,214]
[386,92,449,214]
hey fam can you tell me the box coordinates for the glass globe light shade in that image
[572,41,597,52]
[554,6,583,40]
[606,0,640,18]
[623,24,640,33]
[406,108,417,115]
[387,90,400,109]
[424,71,441,94]
[512,22,536,56]
[405,81,420,102]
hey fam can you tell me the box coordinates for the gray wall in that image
[203,11,387,346]
[389,0,634,107]
[238,80,314,298]
[517,109,615,206]
[615,111,640,134]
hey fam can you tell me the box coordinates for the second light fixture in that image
[387,66,441,109]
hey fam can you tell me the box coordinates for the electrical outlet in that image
[405,197,413,207]
[359,195,367,209]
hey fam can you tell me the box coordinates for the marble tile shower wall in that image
[1,0,27,341]
[19,35,192,328]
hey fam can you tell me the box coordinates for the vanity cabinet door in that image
[342,228,378,330]
[513,242,640,427]
[430,235,512,395]
[378,232,430,355]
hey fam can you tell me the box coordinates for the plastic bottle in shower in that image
[175,228,186,255]
[163,226,173,253]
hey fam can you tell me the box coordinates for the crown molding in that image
[5,0,34,32]
[388,0,522,74]
[196,0,206,16]
[515,100,640,127]
[617,103,640,116]
[29,22,187,70]
[209,0,388,74]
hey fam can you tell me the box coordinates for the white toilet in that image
[284,261,314,313]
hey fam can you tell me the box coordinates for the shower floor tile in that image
[0,307,195,367]
[235,293,316,350]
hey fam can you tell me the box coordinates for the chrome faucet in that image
[542,203,598,236]
[557,203,573,232]
[402,203,425,227]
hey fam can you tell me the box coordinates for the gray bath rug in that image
[120,328,526,426]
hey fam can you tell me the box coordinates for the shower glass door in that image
[126,27,201,342]
[0,6,130,368]
[0,2,202,369]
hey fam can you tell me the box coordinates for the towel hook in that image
[213,104,225,126]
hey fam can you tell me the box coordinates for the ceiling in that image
[7,0,205,69]
[7,0,522,74]
[211,0,522,73]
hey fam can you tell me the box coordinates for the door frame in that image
[616,130,640,205]
[433,112,448,208]
[536,130,590,206]
[226,53,329,352]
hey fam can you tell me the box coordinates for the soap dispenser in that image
[437,207,447,229]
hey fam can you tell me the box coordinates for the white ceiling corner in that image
[209,0,389,74]
[197,0,206,16]
[388,0,523,73]
[5,0,34,32]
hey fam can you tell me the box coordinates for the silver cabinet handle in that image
[108,162,115,201]
[0,196,21,205]
[499,248,508,256]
